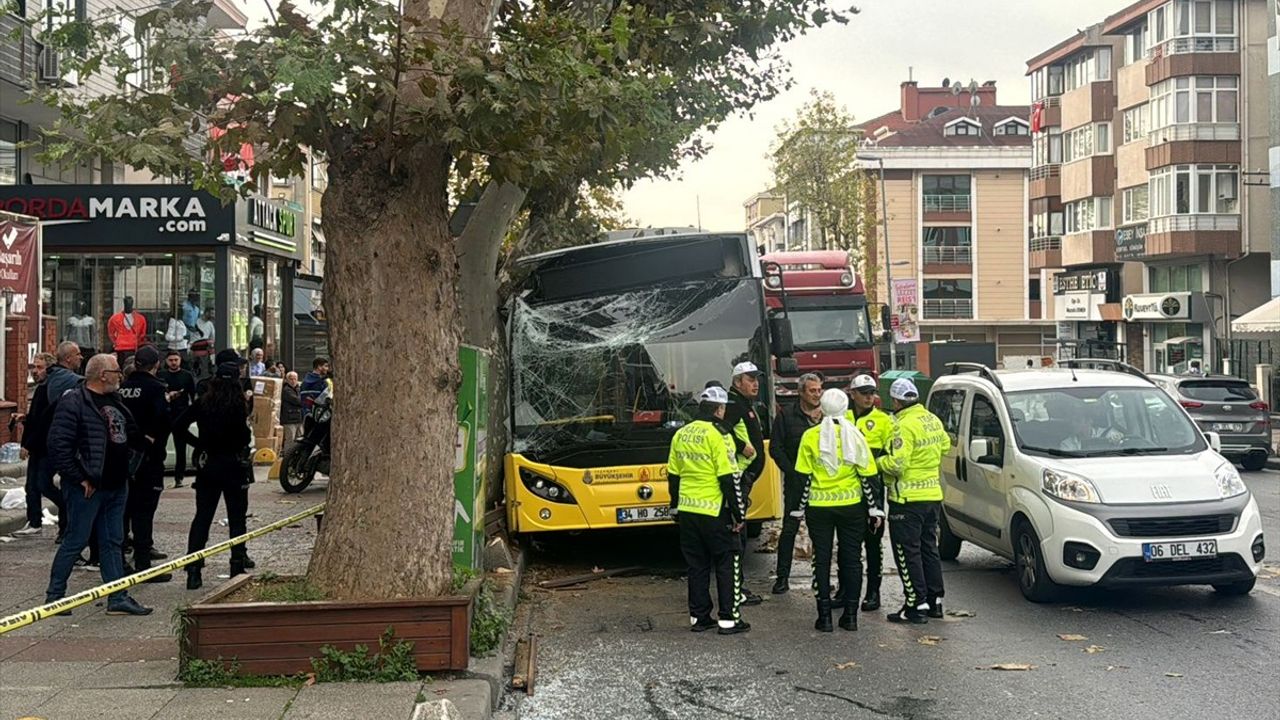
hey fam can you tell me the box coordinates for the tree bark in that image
[456,181,526,347]
[306,142,461,600]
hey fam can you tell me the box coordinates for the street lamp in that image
[856,149,899,370]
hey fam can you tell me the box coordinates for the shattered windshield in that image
[511,278,766,464]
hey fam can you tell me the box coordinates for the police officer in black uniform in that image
[722,361,767,606]
[118,345,173,583]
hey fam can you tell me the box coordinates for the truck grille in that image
[1108,515,1235,538]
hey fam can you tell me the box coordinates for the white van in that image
[926,361,1265,602]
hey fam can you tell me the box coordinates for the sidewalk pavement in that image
[0,469,511,720]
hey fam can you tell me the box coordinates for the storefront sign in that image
[1115,224,1146,261]
[247,197,297,238]
[0,186,233,246]
[891,278,920,344]
[1056,321,1075,340]
[0,212,42,361]
[1053,268,1111,295]
[1123,292,1192,321]
[1056,291,1104,320]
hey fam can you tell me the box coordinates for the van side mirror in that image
[879,305,893,342]
[770,317,795,357]
[1204,431,1222,453]
[969,438,1003,467]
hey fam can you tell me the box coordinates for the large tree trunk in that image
[306,142,461,600]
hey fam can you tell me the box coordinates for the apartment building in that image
[1270,0,1279,294]
[744,191,786,252]
[855,81,1054,366]
[1027,0,1273,375]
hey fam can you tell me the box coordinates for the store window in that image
[43,253,215,356]
[0,119,17,185]
[233,254,284,362]
[1148,264,1203,293]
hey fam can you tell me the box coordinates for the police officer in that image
[768,373,824,594]
[118,345,173,583]
[793,389,877,632]
[723,361,766,606]
[667,386,750,635]
[846,374,894,611]
[878,378,950,624]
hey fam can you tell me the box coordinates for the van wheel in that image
[938,514,962,561]
[1240,453,1267,472]
[1212,577,1256,596]
[1013,521,1060,603]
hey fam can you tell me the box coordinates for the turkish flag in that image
[1031,101,1044,134]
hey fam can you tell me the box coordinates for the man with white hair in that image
[878,378,951,625]
[793,389,877,632]
[44,354,153,616]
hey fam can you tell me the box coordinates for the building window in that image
[310,154,328,192]
[923,227,972,264]
[1064,47,1112,92]
[1032,210,1065,238]
[1149,263,1204,293]
[0,119,17,186]
[922,279,974,320]
[923,175,971,212]
[1029,278,1042,303]
[995,119,1030,136]
[1149,164,1239,216]
[1149,0,1237,54]
[1150,76,1237,130]
[1063,123,1111,163]
[945,119,982,137]
[1065,197,1113,233]
[1124,25,1148,65]
[1122,104,1150,144]
[1033,127,1062,166]
[1121,185,1150,225]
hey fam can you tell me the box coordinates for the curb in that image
[465,541,526,711]
[0,510,27,536]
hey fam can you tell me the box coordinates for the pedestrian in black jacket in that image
[281,371,304,444]
[44,354,153,616]
[13,353,67,540]
[159,350,197,487]
[723,361,768,606]
[173,361,254,590]
[768,373,824,594]
[119,345,173,583]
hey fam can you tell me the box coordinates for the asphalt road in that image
[510,468,1280,720]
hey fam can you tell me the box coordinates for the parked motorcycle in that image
[277,387,332,493]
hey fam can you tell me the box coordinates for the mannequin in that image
[66,300,96,350]
[108,295,147,365]
[165,300,191,364]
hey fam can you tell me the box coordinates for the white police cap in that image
[889,378,920,401]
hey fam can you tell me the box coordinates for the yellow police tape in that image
[0,502,325,635]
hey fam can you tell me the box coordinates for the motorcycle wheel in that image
[278,441,317,494]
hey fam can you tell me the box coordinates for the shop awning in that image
[1231,295,1280,337]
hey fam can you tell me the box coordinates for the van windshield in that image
[1006,386,1207,458]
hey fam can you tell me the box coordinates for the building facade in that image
[855,82,1055,367]
[1027,0,1273,375]
[743,191,786,252]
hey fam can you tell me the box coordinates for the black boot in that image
[887,604,928,624]
[230,557,247,577]
[186,568,203,590]
[926,597,944,619]
[814,599,834,633]
[136,556,172,584]
[838,603,858,631]
[242,555,256,570]
[861,589,881,612]
[771,577,789,594]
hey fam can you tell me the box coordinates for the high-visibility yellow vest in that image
[667,420,736,516]
[878,404,949,503]
[794,424,873,508]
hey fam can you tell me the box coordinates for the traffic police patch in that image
[866,420,875,430]
[892,437,904,450]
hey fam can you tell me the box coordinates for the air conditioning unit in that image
[1218,183,1237,201]
[36,43,78,87]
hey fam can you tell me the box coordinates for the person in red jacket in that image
[108,296,147,365]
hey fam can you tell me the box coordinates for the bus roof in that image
[518,231,750,268]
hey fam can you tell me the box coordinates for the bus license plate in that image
[1142,539,1217,562]
[616,506,672,524]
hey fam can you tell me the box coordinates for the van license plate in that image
[1142,540,1217,562]
[617,506,672,524]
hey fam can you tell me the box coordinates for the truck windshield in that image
[783,306,872,349]
[1006,386,1206,458]
[511,278,766,465]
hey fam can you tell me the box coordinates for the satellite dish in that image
[971,95,980,107]
[951,84,961,96]
[969,79,979,93]
[942,78,951,88]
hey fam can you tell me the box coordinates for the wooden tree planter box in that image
[181,575,476,676]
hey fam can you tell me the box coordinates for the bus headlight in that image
[520,468,578,505]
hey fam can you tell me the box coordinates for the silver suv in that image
[1149,374,1271,472]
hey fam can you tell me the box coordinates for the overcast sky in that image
[620,0,1123,231]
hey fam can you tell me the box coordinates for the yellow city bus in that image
[505,231,783,534]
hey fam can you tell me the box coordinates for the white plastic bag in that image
[1,487,25,510]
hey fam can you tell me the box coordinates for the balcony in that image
[1062,231,1116,267]
[1145,132,1240,170]
[1030,164,1061,200]
[923,245,972,273]
[1060,81,1115,129]
[922,195,971,223]
[1146,39,1240,85]
[1029,236,1063,270]
[1149,123,1240,143]
[1060,155,1116,203]
[923,299,974,320]
[1034,96,1062,130]
[1145,214,1241,259]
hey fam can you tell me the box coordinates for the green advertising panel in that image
[454,345,490,570]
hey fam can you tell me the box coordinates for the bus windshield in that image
[511,278,766,465]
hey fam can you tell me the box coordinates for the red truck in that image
[760,250,880,395]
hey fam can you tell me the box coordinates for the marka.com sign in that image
[0,186,233,246]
